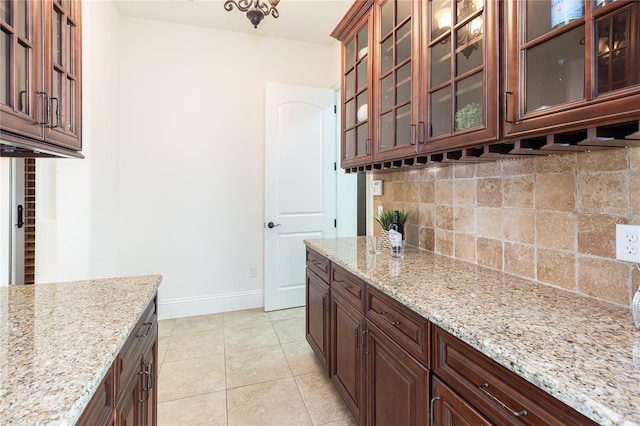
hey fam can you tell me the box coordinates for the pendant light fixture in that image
[224,0,280,28]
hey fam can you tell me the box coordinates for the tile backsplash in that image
[372,147,640,307]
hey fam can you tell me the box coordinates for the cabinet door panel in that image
[505,0,640,137]
[43,0,81,150]
[331,291,365,423]
[432,376,492,426]
[374,0,421,161]
[425,0,500,152]
[366,323,428,426]
[306,268,330,372]
[0,0,43,141]
[341,13,373,169]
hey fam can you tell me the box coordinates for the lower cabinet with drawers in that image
[307,249,429,426]
[77,294,158,426]
[305,247,598,426]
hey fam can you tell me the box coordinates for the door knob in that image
[267,222,282,229]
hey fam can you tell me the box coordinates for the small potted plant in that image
[375,209,409,248]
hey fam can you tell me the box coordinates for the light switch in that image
[372,180,383,196]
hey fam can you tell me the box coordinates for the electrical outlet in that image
[616,224,640,262]
[249,266,257,277]
[378,205,384,216]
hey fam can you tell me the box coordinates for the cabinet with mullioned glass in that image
[0,0,82,157]
[339,4,373,169]
[425,0,500,153]
[373,0,423,161]
[504,0,640,140]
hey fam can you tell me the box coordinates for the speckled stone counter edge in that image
[304,237,640,426]
[0,274,162,425]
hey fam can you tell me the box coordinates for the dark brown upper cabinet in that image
[504,0,640,138]
[425,0,500,153]
[332,0,640,172]
[373,0,423,162]
[0,0,82,158]
[336,2,374,169]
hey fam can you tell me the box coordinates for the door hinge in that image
[334,219,337,228]
[334,162,337,171]
[334,105,337,114]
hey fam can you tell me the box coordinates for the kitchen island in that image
[0,274,162,425]
[305,237,640,426]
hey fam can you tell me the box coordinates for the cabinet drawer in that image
[365,286,429,366]
[306,248,330,283]
[433,326,598,426]
[116,297,157,394]
[331,264,365,312]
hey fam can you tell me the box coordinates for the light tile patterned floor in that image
[157,307,357,426]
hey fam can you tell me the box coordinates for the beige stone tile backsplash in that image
[372,147,640,307]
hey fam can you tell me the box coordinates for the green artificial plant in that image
[375,209,409,231]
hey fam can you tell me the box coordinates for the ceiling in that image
[112,0,354,45]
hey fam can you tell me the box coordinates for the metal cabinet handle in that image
[138,360,154,403]
[36,91,50,125]
[478,382,527,417]
[366,138,371,155]
[429,396,440,426]
[418,122,425,144]
[49,97,59,128]
[322,293,329,311]
[138,371,150,403]
[410,123,417,145]
[505,91,513,124]
[361,329,370,355]
[379,311,400,326]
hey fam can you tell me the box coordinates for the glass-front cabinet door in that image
[0,0,43,141]
[43,0,81,150]
[373,0,421,161]
[426,0,499,152]
[505,0,639,137]
[341,12,372,169]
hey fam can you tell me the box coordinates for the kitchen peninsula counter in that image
[0,274,162,425]
[305,237,640,426]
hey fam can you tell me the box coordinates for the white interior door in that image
[264,82,336,311]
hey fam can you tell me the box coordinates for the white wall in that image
[116,17,340,318]
[35,0,121,283]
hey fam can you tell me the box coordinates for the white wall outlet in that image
[372,180,383,196]
[378,205,384,216]
[616,224,640,263]
[249,266,257,277]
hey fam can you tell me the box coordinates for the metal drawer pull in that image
[322,293,329,311]
[137,322,153,338]
[479,383,527,417]
[335,279,351,289]
[379,311,400,326]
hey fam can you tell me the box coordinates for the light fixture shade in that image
[224,0,279,28]
[247,8,264,28]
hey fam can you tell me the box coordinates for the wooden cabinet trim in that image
[306,248,331,283]
[432,325,598,426]
[331,264,366,312]
[365,285,430,367]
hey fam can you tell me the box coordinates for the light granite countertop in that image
[305,237,640,426]
[0,274,162,425]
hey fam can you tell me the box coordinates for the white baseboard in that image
[158,290,264,320]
